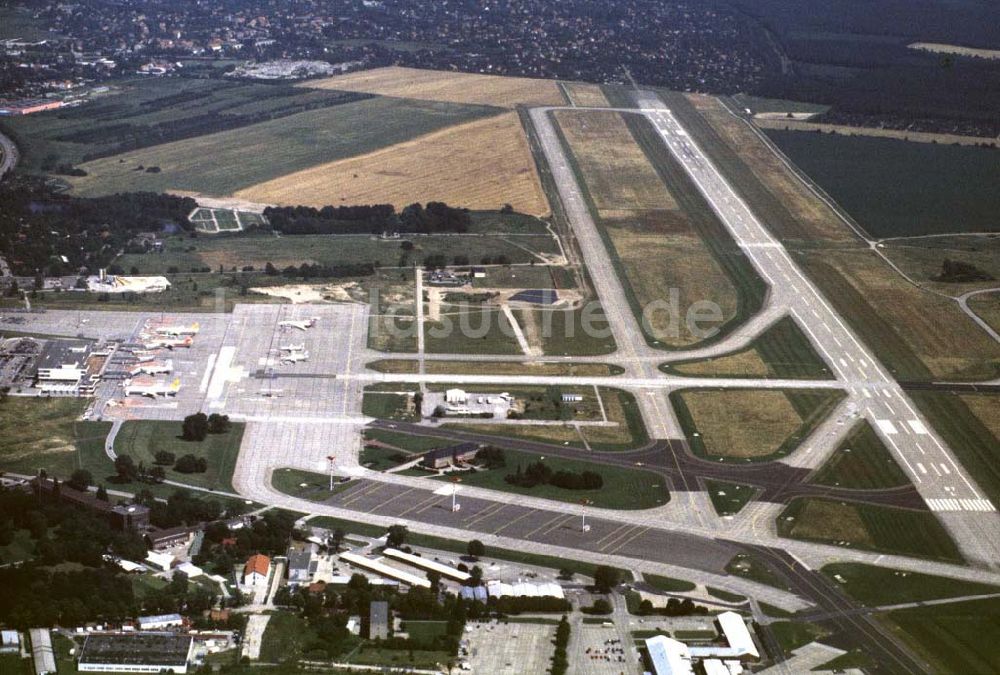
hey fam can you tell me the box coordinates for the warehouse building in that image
[383,547,471,582]
[137,614,183,631]
[420,442,480,469]
[78,633,194,673]
[339,552,431,588]
[645,612,759,675]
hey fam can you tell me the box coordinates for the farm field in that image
[112,419,245,493]
[2,77,370,173]
[809,421,910,490]
[798,248,1000,381]
[879,235,1000,292]
[552,109,757,348]
[236,112,549,215]
[777,497,963,563]
[64,96,499,197]
[431,447,670,510]
[511,306,618,356]
[910,392,1000,507]
[562,82,611,107]
[666,316,832,379]
[301,66,565,109]
[881,598,1000,675]
[666,91,858,245]
[671,389,843,461]
[766,129,1000,237]
[822,563,1000,607]
[968,293,1000,333]
[756,118,1000,147]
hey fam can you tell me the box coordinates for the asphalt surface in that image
[368,419,927,509]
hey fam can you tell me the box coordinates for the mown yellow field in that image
[687,93,856,244]
[802,248,1000,379]
[672,348,771,377]
[302,66,565,109]
[607,229,737,346]
[563,82,610,107]
[554,110,676,214]
[235,112,549,215]
[679,389,802,458]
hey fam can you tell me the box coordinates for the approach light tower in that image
[450,476,462,512]
[580,498,592,533]
[327,454,337,491]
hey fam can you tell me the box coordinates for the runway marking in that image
[917,462,928,475]
[591,523,636,550]
[908,420,929,435]
[875,419,898,435]
[931,464,941,477]
[603,525,650,554]
[940,464,951,475]
[339,482,388,507]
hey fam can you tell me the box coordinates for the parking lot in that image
[463,620,555,674]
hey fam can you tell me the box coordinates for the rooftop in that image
[79,633,192,667]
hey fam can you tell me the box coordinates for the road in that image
[0,128,17,182]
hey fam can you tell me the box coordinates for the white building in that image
[145,551,174,572]
[0,630,19,653]
[445,388,467,404]
[645,635,694,675]
[137,614,183,630]
[243,554,271,586]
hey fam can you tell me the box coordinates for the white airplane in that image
[279,317,319,331]
[132,352,156,363]
[278,343,305,353]
[144,336,193,350]
[123,377,181,398]
[129,360,173,376]
[152,322,200,336]
[279,350,309,364]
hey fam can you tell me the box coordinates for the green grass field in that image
[672,388,844,462]
[53,94,499,196]
[112,420,244,492]
[822,563,1000,607]
[359,445,418,471]
[0,397,99,478]
[705,480,757,516]
[910,392,1000,506]
[511,305,618,356]
[765,131,1000,238]
[666,316,832,379]
[643,574,696,593]
[361,391,417,421]
[362,429,449,454]
[810,421,911,490]
[881,598,1000,674]
[778,497,963,563]
[0,529,35,565]
[424,307,522,355]
[432,447,669,509]
[724,553,793,592]
[271,468,357,502]
[769,620,828,655]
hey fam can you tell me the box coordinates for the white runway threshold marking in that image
[927,498,997,512]
[199,353,217,394]
[908,419,929,435]
[875,419,898,435]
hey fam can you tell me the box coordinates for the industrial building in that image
[34,339,101,395]
[0,98,63,115]
[77,633,194,673]
[137,614,184,631]
[0,629,19,653]
[29,628,56,675]
[145,525,193,550]
[420,442,481,469]
[485,580,565,599]
[32,478,150,532]
[383,547,471,582]
[644,612,760,675]
[339,552,431,588]
[286,541,317,586]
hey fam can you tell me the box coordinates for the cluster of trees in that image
[194,510,296,575]
[182,412,231,441]
[263,261,375,279]
[114,454,167,485]
[142,489,246,529]
[174,454,209,474]
[264,202,471,236]
[0,486,217,628]
[551,616,571,675]
[505,461,604,491]
[635,596,709,617]
[474,447,506,470]
[492,595,571,614]
[0,179,195,277]
[933,258,994,283]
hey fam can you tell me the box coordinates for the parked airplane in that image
[129,360,173,376]
[278,343,305,352]
[124,377,181,398]
[132,351,156,363]
[152,322,200,336]
[143,336,193,350]
[279,317,319,331]
[279,350,309,364]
